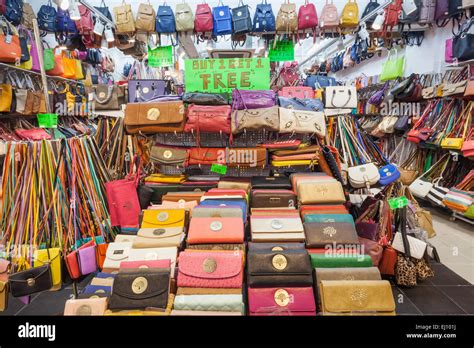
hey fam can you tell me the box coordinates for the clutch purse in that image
[247,250,313,288]
[251,176,292,189]
[187,217,244,244]
[248,287,316,316]
[128,247,178,277]
[141,209,186,229]
[192,207,243,219]
[303,222,359,248]
[9,265,53,297]
[108,269,171,310]
[297,181,345,205]
[247,242,305,252]
[250,216,305,242]
[177,251,243,288]
[150,146,188,165]
[102,242,132,270]
[319,280,396,315]
[132,227,184,248]
[64,297,108,315]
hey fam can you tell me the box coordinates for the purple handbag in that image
[368,82,389,106]
[356,221,379,240]
[232,89,276,110]
[128,80,167,102]
[435,0,449,21]
[78,245,98,275]
[77,50,88,60]
[445,38,454,63]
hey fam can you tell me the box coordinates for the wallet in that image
[141,209,186,229]
[250,190,296,209]
[132,227,184,248]
[303,222,359,248]
[187,217,244,244]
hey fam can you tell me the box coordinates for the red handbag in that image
[65,240,95,280]
[14,128,52,141]
[382,0,403,36]
[184,104,232,134]
[298,1,318,31]
[461,128,474,159]
[75,5,95,47]
[187,147,226,166]
[278,86,314,99]
[96,243,109,269]
[195,3,214,33]
[105,158,141,227]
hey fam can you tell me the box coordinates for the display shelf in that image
[159,164,271,177]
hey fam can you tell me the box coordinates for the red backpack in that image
[298,0,318,40]
[382,0,403,36]
[195,4,214,35]
[75,5,95,47]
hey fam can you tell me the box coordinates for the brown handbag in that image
[226,147,267,167]
[22,2,36,30]
[150,146,188,165]
[91,85,120,110]
[124,101,185,134]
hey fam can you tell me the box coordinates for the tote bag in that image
[380,49,405,81]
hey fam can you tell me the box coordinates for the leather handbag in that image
[325,86,358,109]
[298,0,318,33]
[187,147,226,165]
[184,104,232,134]
[251,176,292,189]
[251,216,305,242]
[195,3,213,34]
[133,228,184,248]
[319,280,395,315]
[175,3,194,32]
[187,217,244,244]
[392,233,427,260]
[253,0,276,32]
[141,209,186,229]
[251,190,296,208]
[461,129,474,159]
[77,245,98,276]
[278,98,324,112]
[0,19,21,63]
[304,222,359,248]
[156,5,176,34]
[96,243,108,270]
[38,0,57,31]
[102,242,132,270]
[91,85,119,110]
[177,251,243,288]
[340,0,359,27]
[276,1,297,33]
[278,108,326,136]
[33,248,62,291]
[310,253,373,268]
[212,1,232,36]
[232,89,276,110]
[135,2,156,32]
[182,92,228,105]
[247,250,313,287]
[297,181,345,205]
[279,87,314,99]
[232,0,252,34]
[105,176,141,227]
[248,242,305,252]
[9,265,53,297]
[125,101,185,134]
[150,146,187,165]
[113,1,135,33]
[232,106,279,134]
[248,287,316,316]
[348,163,380,188]
[64,297,108,315]
[0,259,9,283]
[109,269,170,310]
[320,0,339,31]
[226,147,267,167]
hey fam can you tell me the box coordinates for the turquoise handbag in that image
[304,214,355,225]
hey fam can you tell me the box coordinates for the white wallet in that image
[114,235,137,243]
[250,217,305,242]
[102,242,132,270]
[128,247,178,276]
[392,232,428,260]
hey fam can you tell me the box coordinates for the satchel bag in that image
[113,1,135,34]
[135,2,156,32]
[175,3,194,32]
[325,86,358,109]
[9,265,53,297]
[232,106,279,134]
[232,0,252,34]
[195,3,214,34]
[380,49,405,81]
[212,1,232,36]
[184,104,231,134]
[279,108,326,136]
[276,1,298,33]
[253,0,276,32]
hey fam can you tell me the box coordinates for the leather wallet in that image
[64,297,108,315]
[309,253,373,268]
[108,268,171,310]
[141,209,186,229]
[248,287,316,316]
[120,259,171,270]
[150,145,188,165]
[297,181,345,205]
[177,251,243,288]
[319,280,396,315]
[251,208,299,216]
[103,242,132,270]
[217,178,251,191]
[173,294,244,312]
[247,242,305,252]
[251,176,292,189]
[9,265,53,297]
[187,217,244,244]
[198,199,247,221]
[185,244,245,252]
[162,192,205,203]
[251,189,296,208]
[128,247,177,277]
[0,281,7,311]
[247,250,313,288]
[192,206,243,219]
[171,310,242,316]
[272,145,320,157]
[132,227,184,248]
[303,222,359,248]
[226,147,267,167]
[251,216,305,242]
[91,277,114,287]
[304,214,355,225]
[96,243,108,270]
[314,267,382,288]
[82,285,111,295]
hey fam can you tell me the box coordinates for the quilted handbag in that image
[213,1,233,36]
[175,3,194,32]
[253,0,275,32]
[232,0,252,34]
[188,217,244,244]
[232,89,276,110]
[177,251,243,288]
[135,3,156,32]
[276,1,298,33]
[184,104,231,134]
[278,108,326,136]
[231,106,279,134]
[156,5,176,34]
[195,3,213,33]
[38,0,57,32]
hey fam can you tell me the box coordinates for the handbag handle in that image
[330,88,352,108]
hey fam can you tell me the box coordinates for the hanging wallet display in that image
[132,227,184,248]
[247,250,313,288]
[248,287,316,316]
[303,222,359,248]
[187,217,244,244]
[251,190,296,208]
[108,268,171,310]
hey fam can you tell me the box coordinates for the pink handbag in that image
[298,1,318,30]
[120,259,171,269]
[14,128,52,141]
[184,104,232,134]
[177,251,243,288]
[187,217,244,244]
[248,287,316,316]
[278,86,314,99]
[445,38,454,63]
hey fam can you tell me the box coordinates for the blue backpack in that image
[38,0,57,32]
[56,8,78,33]
[5,0,23,25]
[156,5,176,33]
[213,3,233,36]
[253,0,275,32]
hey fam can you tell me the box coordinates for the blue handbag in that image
[5,0,23,25]
[37,0,57,32]
[198,199,247,222]
[253,0,275,32]
[156,5,176,33]
[379,164,401,186]
[56,8,78,33]
[278,97,324,111]
[303,75,336,89]
[304,214,355,225]
[213,1,233,36]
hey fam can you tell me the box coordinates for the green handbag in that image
[464,204,474,219]
[44,48,55,71]
[380,49,405,81]
[310,253,373,268]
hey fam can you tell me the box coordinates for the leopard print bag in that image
[395,253,417,287]
[415,258,434,281]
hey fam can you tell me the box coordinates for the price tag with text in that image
[37,113,58,128]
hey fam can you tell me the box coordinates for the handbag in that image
[188,217,244,244]
[253,0,275,32]
[9,265,53,297]
[64,297,107,315]
[0,83,12,112]
[91,85,119,110]
[184,104,231,134]
[232,106,279,134]
[232,0,252,34]
[380,49,405,81]
[320,0,339,32]
[175,3,194,32]
[276,1,297,33]
[156,4,176,34]
[128,80,167,102]
[195,3,213,34]
[340,0,359,28]
[453,17,474,62]
[113,1,135,33]
[38,0,57,31]
[182,92,228,105]
[212,1,232,36]
[0,19,21,63]
[135,2,156,32]
[33,248,62,291]
[4,0,22,25]
[298,0,318,36]
[278,97,324,111]
[232,89,276,110]
[103,242,132,269]
[278,87,314,99]
[15,128,52,141]
[325,86,357,109]
[393,207,418,287]
[445,38,454,63]
[150,146,188,165]
[278,108,326,136]
[461,129,474,159]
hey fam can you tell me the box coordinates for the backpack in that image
[298,0,318,31]
[361,0,380,26]
[340,0,359,28]
[95,0,113,22]
[448,0,464,18]
[38,0,57,32]
[5,0,23,25]
[56,8,78,33]
[175,3,194,32]
[382,0,403,35]
[320,0,339,31]
[212,2,233,36]
[75,5,95,46]
[156,5,176,34]
[253,0,275,32]
[418,0,437,24]
[232,1,252,34]
[135,3,156,32]
[276,2,297,33]
[195,3,213,34]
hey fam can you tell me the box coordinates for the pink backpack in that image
[75,5,95,47]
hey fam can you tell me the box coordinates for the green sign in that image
[211,163,228,175]
[388,196,409,210]
[148,46,173,67]
[269,40,294,62]
[37,113,58,128]
[184,58,270,94]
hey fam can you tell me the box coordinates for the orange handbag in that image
[96,243,109,269]
[47,48,65,76]
[0,20,21,63]
[62,52,77,79]
[187,217,244,244]
[0,84,13,112]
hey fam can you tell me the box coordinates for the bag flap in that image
[178,251,242,279]
[9,265,50,282]
[105,242,132,261]
[128,247,177,264]
[248,250,312,275]
[112,269,170,300]
[348,164,380,181]
[188,148,220,161]
[137,227,183,239]
[34,248,61,264]
[138,4,154,16]
[125,102,184,126]
[142,209,185,227]
[251,217,303,233]
[321,280,395,313]
[150,146,187,162]
[303,222,359,244]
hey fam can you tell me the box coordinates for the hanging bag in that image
[195,3,214,35]
[113,1,136,34]
[0,18,21,63]
[175,3,194,32]
[136,1,156,32]
[38,0,57,32]
[320,0,339,34]
[276,0,297,34]
[380,49,405,81]
[212,0,233,36]
[253,0,275,33]
[232,0,252,35]
[340,0,359,28]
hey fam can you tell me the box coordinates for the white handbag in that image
[392,232,427,259]
[102,242,132,270]
[348,163,381,188]
[114,235,137,243]
[278,108,326,136]
[250,216,305,242]
[378,116,399,134]
[128,247,178,276]
[325,86,358,109]
[408,154,449,199]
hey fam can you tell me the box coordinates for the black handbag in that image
[182,92,229,105]
[19,36,30,63]
[232,1,252,34]
[9,265,53,297]
[453,17,474,62]
[394,114,410,132]
[137,184,154,210]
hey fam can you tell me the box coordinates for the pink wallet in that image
[120,259,171,269]
[248,287,316,316]
[187,217,244,244]
[177,251,243,288]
